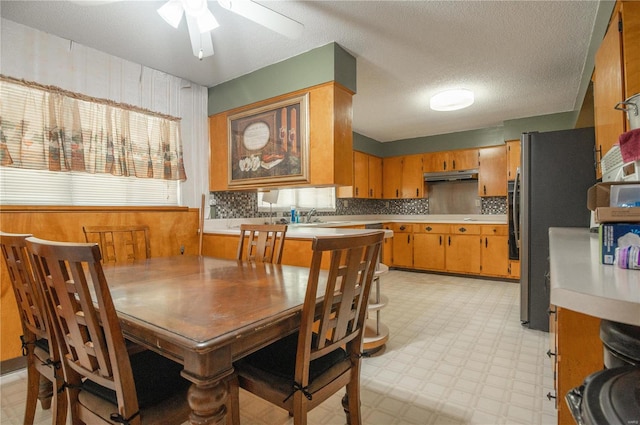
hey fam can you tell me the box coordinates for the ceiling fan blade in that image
[218,0,303,39]
[186,14,214,59]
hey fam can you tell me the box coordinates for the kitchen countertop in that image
[549,227,640,326]
[204,214,507,235]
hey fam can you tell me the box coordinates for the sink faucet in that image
[306,208,317,223]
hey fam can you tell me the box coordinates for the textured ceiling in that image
[0,1,612,142]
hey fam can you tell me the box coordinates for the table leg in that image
[186,380,228,425]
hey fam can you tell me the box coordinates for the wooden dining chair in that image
[236,224,287,264]
[0,232,67,425]
[229,231,384,425]
[82,225,151,264]
[26,237,191,425]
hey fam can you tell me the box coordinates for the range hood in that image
[423,169,479,182]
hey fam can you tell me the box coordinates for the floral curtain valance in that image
[0,75,187,181]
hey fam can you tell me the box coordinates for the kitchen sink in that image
[290,221,351,227]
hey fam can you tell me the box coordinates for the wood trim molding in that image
[1,206,192,213]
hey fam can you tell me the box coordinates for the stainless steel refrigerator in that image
[518,127,596,331]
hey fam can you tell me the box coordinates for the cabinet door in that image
[506,140,521,181]
[451,148,479,170]
[446,234,481,274]
[390,224,413,268]
[383,156,403,199]
[594,7,626,178]
[401,154,424,198]
[368,155,382,198]
[353,151,369,198]
[423,152,448,172]
[478,145,507,197]
[414,233,445,270]
[509,259,521,279]
[622,1,640,100]
[481,235,509,277]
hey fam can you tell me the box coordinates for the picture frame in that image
[228,93,309,187]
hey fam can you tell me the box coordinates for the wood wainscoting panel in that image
[0,206,199,361]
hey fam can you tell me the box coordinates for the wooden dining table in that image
[102,254,322,425]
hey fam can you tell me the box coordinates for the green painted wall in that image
[207,42,356,116]
[354,110,580,157]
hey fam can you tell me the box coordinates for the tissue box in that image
[610,184,640,207]
[599,223,640,264]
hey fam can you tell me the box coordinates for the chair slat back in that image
[27,237,139,417]
[83,225,151,264]
[237,224,287,264]
[297,231,384,384]
[0,232,48,340]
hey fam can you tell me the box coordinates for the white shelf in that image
[367,294,389,311]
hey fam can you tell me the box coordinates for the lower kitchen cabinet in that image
[509,259,521,279]
[446,225,481,274]
[480,225,509,277]
[413,224,447,271]
[390,223,413,268]
[552,306,602,425]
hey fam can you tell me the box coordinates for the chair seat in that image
[236,333,350,399]
[82,350,190,409]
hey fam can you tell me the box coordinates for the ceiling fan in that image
[157,0,304,60]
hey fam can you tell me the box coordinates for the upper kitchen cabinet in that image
[402,154,425,198]
[593,0,640,177]
[423,148,479,173]
[337,151,382,198]
[382,154,423,199]
[478,145,507,197]
[506,139,521,181]
[209,82,354,191]
[382,156,404,199]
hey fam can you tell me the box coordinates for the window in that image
[257,187,336,212]
[0,76,184,206]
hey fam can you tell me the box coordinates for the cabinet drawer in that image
[414,223,449,233]
[481,225,508,236]
[449,224,480,235]
[390,223,413,233]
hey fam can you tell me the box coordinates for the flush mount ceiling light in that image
[430,89,475,111]
[157,0,304,60]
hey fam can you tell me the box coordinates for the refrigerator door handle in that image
[513,166,521,249]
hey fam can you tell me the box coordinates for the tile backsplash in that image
[209,192,506,219]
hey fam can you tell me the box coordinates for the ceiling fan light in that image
[197,8,220,33]
[430,89,474,111]
[158,0,184,29]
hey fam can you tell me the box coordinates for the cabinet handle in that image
[448,236,451,246]
[483,185,487,195]
[485,237,488,248]
[439,235,442,245]
[443,161,447,170]
[546,350,556,358]
[399,225,406,231]
[369,188,373,197]
[458,227,467,233]
[426,226,432,231]
[452,159,456,170]
[355,187,359,196]
[396,189,399,198]
[416,188,419,197]
[407,234,410,244]
[548,308,557,316]
[546,392,556,401]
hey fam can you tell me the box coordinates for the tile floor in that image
[0,270,557,425]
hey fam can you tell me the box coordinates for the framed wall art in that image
[228,93,309,187]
